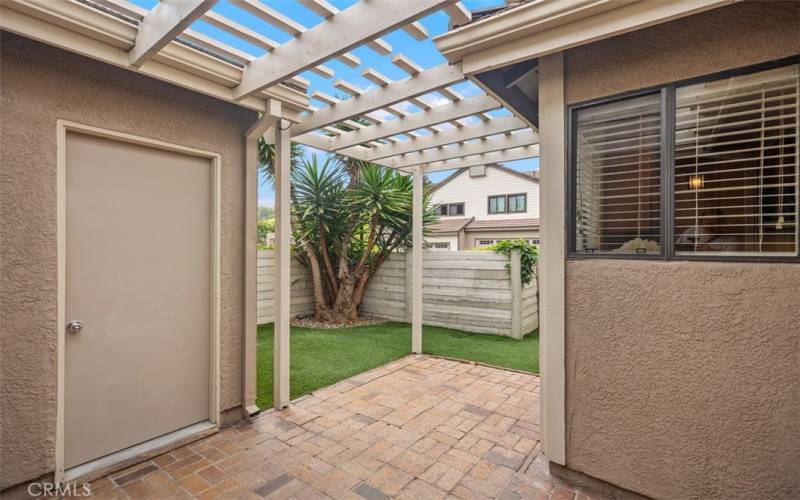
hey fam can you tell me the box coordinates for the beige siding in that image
[0,35,254,488]
[432,166,539,220]
[561,3,800,499]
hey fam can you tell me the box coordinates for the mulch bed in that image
[290,316,388,329]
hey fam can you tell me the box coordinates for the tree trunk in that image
[331,274,359,321]
[304,246,333,322]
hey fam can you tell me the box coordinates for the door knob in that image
[67,320,83,334]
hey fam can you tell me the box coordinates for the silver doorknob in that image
[67,320,83,334]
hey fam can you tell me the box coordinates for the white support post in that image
[411,165,424,354]
[274,119,291,409]
[538,52,566,465]
[242,136,259,417]
[510,249,522,340]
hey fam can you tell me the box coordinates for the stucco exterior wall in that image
[564,1,800,105]
[0,34,255,488]
[561,3,800,499]
[565,260,800,499]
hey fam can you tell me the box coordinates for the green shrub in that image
[485,240,539,286]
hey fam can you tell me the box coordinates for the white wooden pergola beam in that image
[384,129,539,169]
[444,3,471,25]
[302,0,429,42]
[233,0,305,35]
[293,63,464,135]
[245,99,282,140]
[298,0,392,55]
[321,94,500,150]
[129,0,216,66]
[334,80,365,97]
[234,0,457,100]
[393,54,423,75]
[403,21,429,41]
[232,0,362,70]
[201,10,334,79]
[361,115,528,161]
[411,145,541,173]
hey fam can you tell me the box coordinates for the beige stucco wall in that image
[0,33,255,488]
[561,3,800,499]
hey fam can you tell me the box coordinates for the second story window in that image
[488,194,527,214]
[435,203,464,216]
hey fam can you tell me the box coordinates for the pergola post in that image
[243,101,281,417]
[274,119,292,409]
[411,164,423,354]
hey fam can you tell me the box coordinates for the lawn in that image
[256,322,539,409]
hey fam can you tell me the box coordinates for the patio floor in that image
[89,356,597,499]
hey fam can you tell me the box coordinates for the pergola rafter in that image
[129,0,216,66]
[358,115,529,161]
[233,0,459,100]
[381,129,540,169]
[293,63,466,135]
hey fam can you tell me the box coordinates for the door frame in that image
[54,120,221,483]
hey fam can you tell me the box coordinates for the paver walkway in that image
[88,356,597,499]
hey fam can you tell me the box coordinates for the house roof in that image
[430,216,539,235]
[454,1,533,28]
[431,163,539,193]
[465,218,540,231]
[429,217,474,234]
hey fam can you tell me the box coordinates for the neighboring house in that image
[437,2,799,500]
[426,163,540,250]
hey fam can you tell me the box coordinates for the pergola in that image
[0,0,540,413]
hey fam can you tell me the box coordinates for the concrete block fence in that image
[257,249,538,338]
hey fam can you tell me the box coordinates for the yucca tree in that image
[292,155,437,322]
[257,138,305,186]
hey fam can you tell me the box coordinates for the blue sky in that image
[130,0,539,206]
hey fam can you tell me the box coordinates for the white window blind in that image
[674,64,799,256]
[575,93,662,254]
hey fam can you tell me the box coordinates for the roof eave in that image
[434,0,738,74]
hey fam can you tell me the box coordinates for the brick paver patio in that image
[88,356,597,499]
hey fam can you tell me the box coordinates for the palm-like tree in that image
[257,138,305,186]
[291,155,437,322]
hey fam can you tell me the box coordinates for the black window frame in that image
[488,193,527,214]
[566,56,800,263]
[435,202,465,217]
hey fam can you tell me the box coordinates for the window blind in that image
[674,64,799,256]
[575,93,662,254]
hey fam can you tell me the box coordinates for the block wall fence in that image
[258,250,538,338]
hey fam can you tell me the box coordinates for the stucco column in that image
[411,164,423,354]
[538,52,567,465]
[274,119,291,409]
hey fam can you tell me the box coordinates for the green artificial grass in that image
[256,322,539,409]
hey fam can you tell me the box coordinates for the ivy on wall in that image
[485,240,539,286]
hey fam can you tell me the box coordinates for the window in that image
[569,60,799,260]
[476,239,496,247]
[488,194,526,214]
[674,65,798,256]
[508,194,527,213]
[573,93,662,254]
[435,203,464,216]
[424,242,451,250]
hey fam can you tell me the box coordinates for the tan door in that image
[64,131,213,469]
